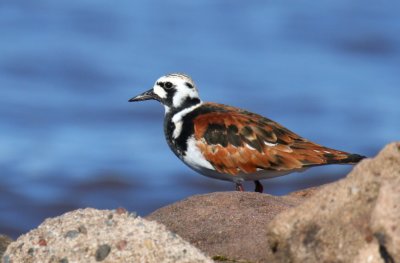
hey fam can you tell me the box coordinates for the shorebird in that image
[129,73,365,192]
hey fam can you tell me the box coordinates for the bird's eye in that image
[165,82,173,89]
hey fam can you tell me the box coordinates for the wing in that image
[193,103,363,175]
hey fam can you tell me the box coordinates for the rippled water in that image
[0,0,399,238]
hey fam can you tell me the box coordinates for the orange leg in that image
[235,183,244,192]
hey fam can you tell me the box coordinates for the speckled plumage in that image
[129,73,365,192]
[191,102,364,174]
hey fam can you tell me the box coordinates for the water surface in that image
[0,0,399,238]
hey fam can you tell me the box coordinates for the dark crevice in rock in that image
[270,241,278,253]
[378,244,394,263]
[303,223,321,246]
[375,232,395,263]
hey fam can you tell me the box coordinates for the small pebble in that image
[27,247,34,256]
[107,214,113,220]
[105,220,113,227]
[64,230,79,239]
[129,211,138,218]
[143,239,153,249]
[2,255,10,263]
[38,238,47,246]
[59,257,69,263]
[136,222,145,227]
[115,207,127,214]
[95,244,111,261]
[78,225,87,234]
[116,240,127,251]
[365,234,373,243]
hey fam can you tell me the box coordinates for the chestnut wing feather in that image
[193,103,359,175]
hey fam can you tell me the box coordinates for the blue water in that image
[0,0,399,238]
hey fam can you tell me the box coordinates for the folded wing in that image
[193,103,364,175]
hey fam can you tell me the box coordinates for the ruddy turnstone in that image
[129,73,365,193]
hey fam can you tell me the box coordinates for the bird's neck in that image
[164,99,203,156]
[164,97,202,116]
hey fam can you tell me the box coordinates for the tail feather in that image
[325,153,366,165]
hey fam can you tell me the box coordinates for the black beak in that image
[128,89,157,102]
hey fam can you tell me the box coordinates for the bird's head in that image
[129,73,201,114]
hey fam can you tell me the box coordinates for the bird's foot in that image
[235,183,244,192]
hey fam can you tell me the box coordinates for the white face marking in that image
[153,85,167,99]
[172,84,199,108]
[183,136,214,170]
[155,74,201,110]
[171,103,203,139]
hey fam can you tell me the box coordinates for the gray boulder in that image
[3,208,212,263]
[266,142,400,263]
[147,189,317,262]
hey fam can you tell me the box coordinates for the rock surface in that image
[370,177,400,263]
[266,142,400,263]
[147,143,400,263]
[4,143,399,263]
[147,189,317,262]
[0,235,12,259]
[3,208,212,263]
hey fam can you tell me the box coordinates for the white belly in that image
[188,165,307,183]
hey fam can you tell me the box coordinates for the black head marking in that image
[157,81,173,89]
[165,81,173,89]
[185,82,194,89]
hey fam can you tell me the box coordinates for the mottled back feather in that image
[192,102,364,175]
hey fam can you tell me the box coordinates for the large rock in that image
[147,189,316,262]
[370,177,400,263]
[266,142,400,263]
[5,142,399,263]
[3,208,212,263]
